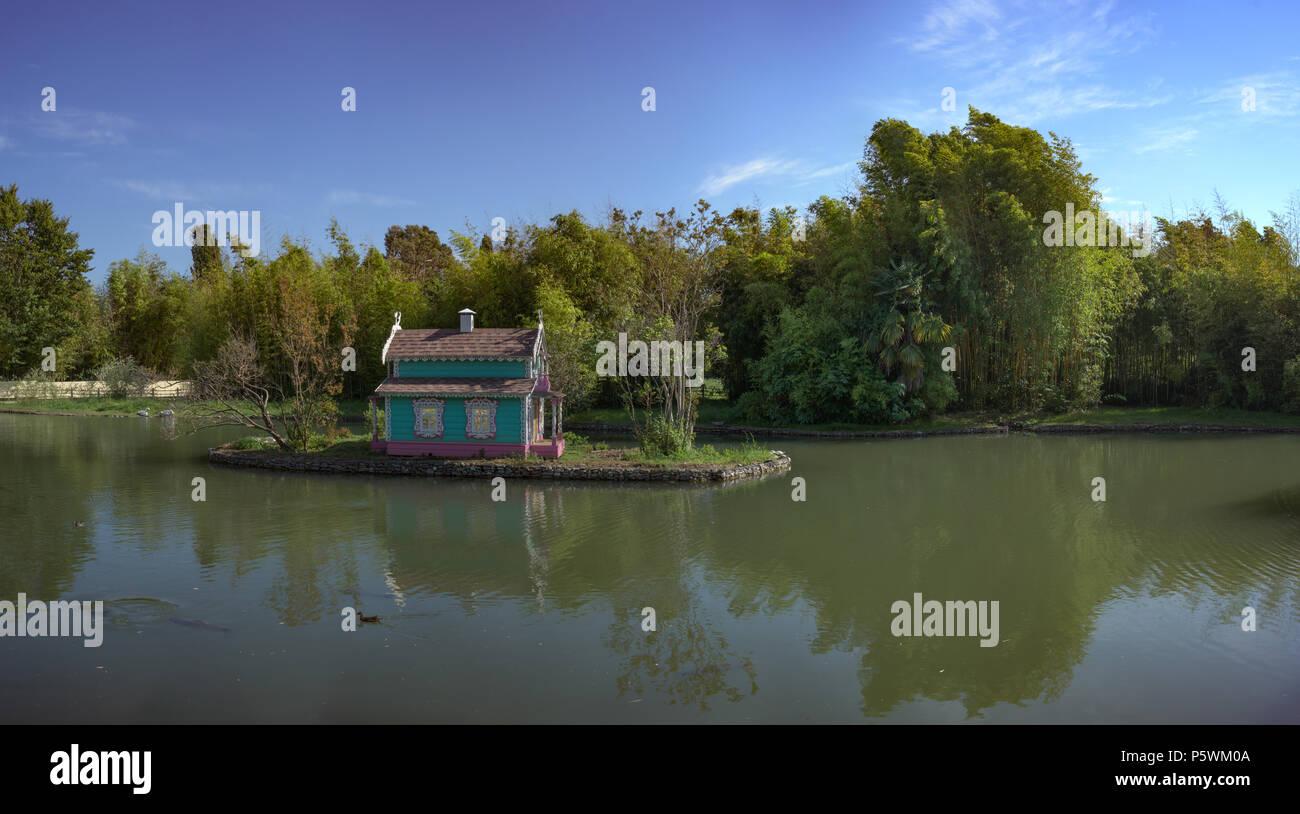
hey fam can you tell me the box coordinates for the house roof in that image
[385,328,539,360]
[373,377,538,397]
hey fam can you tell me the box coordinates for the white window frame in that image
[413,398,445,439]
[465,398,498,440]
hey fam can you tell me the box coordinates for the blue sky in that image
[3,0,1299,283]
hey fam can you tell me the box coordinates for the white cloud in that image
[33,110,136,145]
[114,179,272,205]
[697,158,800,196]
[910,0,1002,54]
[1197,72,1300,119]
[797,161,858,182]
[326,190,418,207]
[1133,127,1198,154]
[697,158,855,196]
[118,180,194,200]
[899,0,1161,125]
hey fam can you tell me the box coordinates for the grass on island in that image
[597,435,775,466]
[222,430,777,467]
[225,430,380,455]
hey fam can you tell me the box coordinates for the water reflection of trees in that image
[604,603,757,710]
[1,416,157,598]
[14,413,1296,718]
[241,434,1299,717]
[703,435,1300,717]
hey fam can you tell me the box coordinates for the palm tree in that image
[867,258,951,392]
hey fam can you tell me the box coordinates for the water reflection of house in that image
[378,480,563,611]
[368,309,565,458]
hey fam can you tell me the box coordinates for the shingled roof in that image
[373,377,538,396]
[384,327,539,360]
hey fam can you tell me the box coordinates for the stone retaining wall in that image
[569,421,1300,438]
[208,447,793,483]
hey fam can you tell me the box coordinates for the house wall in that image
[396,359,528,378]
[388,396,525,444]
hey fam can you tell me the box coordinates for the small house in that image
[367,309,565,458]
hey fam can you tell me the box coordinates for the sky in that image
[2,0,1299,284]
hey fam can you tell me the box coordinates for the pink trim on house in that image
[385,440,529,458]
[530,438,565,459]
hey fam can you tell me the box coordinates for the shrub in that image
[230,436,274,450]
[93,356,154,398]
[636,414,694,456]
[16,368,62,399]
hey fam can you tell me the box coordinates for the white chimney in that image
[459,308,476,333]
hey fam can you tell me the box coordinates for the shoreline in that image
[7,405,1300,437]
[207,446,793,483]
[568,421,1300,438]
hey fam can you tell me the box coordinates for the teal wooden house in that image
[367,309,565,458]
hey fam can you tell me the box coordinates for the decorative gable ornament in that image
[381,311,402,363]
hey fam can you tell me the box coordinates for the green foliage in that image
[635,413,695,456]
[189,224,224,280]
[532,282,599,411]
[742,290,911,424]
[0,184,95,379]
[105,252,188,375]
[383,224,457,281]
[92,356,155,398]
[12,106,1300,429]
[1283,356,1300,414]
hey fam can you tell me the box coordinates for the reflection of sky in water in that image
[0,414,1297,723]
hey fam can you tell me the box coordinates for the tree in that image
[608,201,725,454]
[866,258,951,393]
[855,109,1137,410]
[189,224,224,280]
[105,251,189,375]
[383,224,457,281]
[267,273,356,450]
[188,331,293,450]
[0,184,94,378]
[532,283,599,411]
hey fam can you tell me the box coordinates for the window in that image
[465,398,497,439]
[413,398,444,439]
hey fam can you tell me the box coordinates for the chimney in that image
[458,308,476,333]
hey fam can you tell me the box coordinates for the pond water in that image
[1,413,1297,723]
